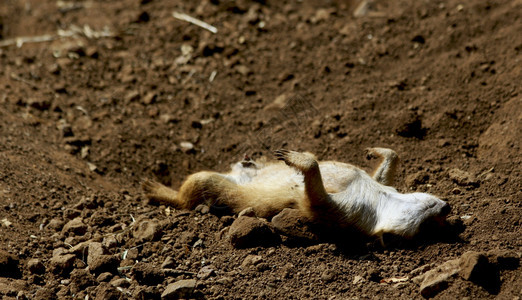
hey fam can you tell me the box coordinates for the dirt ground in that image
[0,0,520,299]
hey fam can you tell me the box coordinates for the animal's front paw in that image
[274,149,318,172]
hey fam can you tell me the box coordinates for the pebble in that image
[458,251,490,282]
[47,218,64,231]
[197,266,216,279]
[133,219,162,242]
[27,258,45,274]
[161,279,197,300]
[194,204,210,214]
[161,256,176,269]
[94,282,120,300]
[241,255,263,268]
[237,207,256,218]
[131,262,165,285]
[89,255,120,275]
[62,217,88,236]
[49,253,76,275]
[70,268,95,289]
[271,208,317,241]
[87,242,108,266]
[353,275,364,284]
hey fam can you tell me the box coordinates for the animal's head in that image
[411,193,451,234]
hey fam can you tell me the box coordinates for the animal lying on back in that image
[142,148,450,242]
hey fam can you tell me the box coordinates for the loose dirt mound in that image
[0,0,520,299]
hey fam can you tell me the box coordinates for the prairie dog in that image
[142,148,450,239]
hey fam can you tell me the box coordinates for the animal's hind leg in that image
[365,147,399,186]
[274,150,333,220]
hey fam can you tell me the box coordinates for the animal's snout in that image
[440,202,451,216]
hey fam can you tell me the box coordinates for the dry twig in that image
[172,11,218,34]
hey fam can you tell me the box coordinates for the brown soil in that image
[0,0,520,299]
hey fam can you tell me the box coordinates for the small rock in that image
[133,219,162,242]
[178,231,197,246]
[110,277,130,288]
[365,268,381,282]
[197,266,215,280]
[34,287,56,300]
[131,262,164,285]
[180,141,195,153]
[228,216,281,248]
[27,258,45,274]
[89,255,119,275]
[0,250,20,278]
[458,251,489,281]
[353,275,364,284]
[87,242,108,267]
[102,236,118,249]
[70,268,95,289]
[238,207,256,218]
[68,240,90,256]
[62,217,88,235]
[194,204,210,214]
[216,276,233,286]
[161,279,197,300]
[321,269,337,282]
[256,262,270,272]
[94,282,120,300]
[49,253,76,275]
[85,46,99,58]
[235,65,251,76]
[133,285,161,300]
[63,208,81,220]
[160,114,178,124]
[417,258,460,298]
[311,8,333,23]
[410,263,435,281]
[48,63,61,74]
[264,93,289,111]
[161,257,176,269]
[125,90,140,103]
[448,168,478,186]
[125,248,139,260]
[271,208,317,241]
[46,218,64,231]
[241,255,263,268]
[96,272,113,283]
[142,92,157,105]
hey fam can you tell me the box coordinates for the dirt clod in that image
[228,216,281,248]
[161,279,197,300]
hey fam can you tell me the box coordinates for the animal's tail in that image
[141,180,182,207]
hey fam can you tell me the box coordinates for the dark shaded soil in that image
[0,0,520,299]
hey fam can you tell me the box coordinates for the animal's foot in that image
[365,147,397,161]
[274,149,318,172]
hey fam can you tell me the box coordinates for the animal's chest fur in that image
[236,161,367,196]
